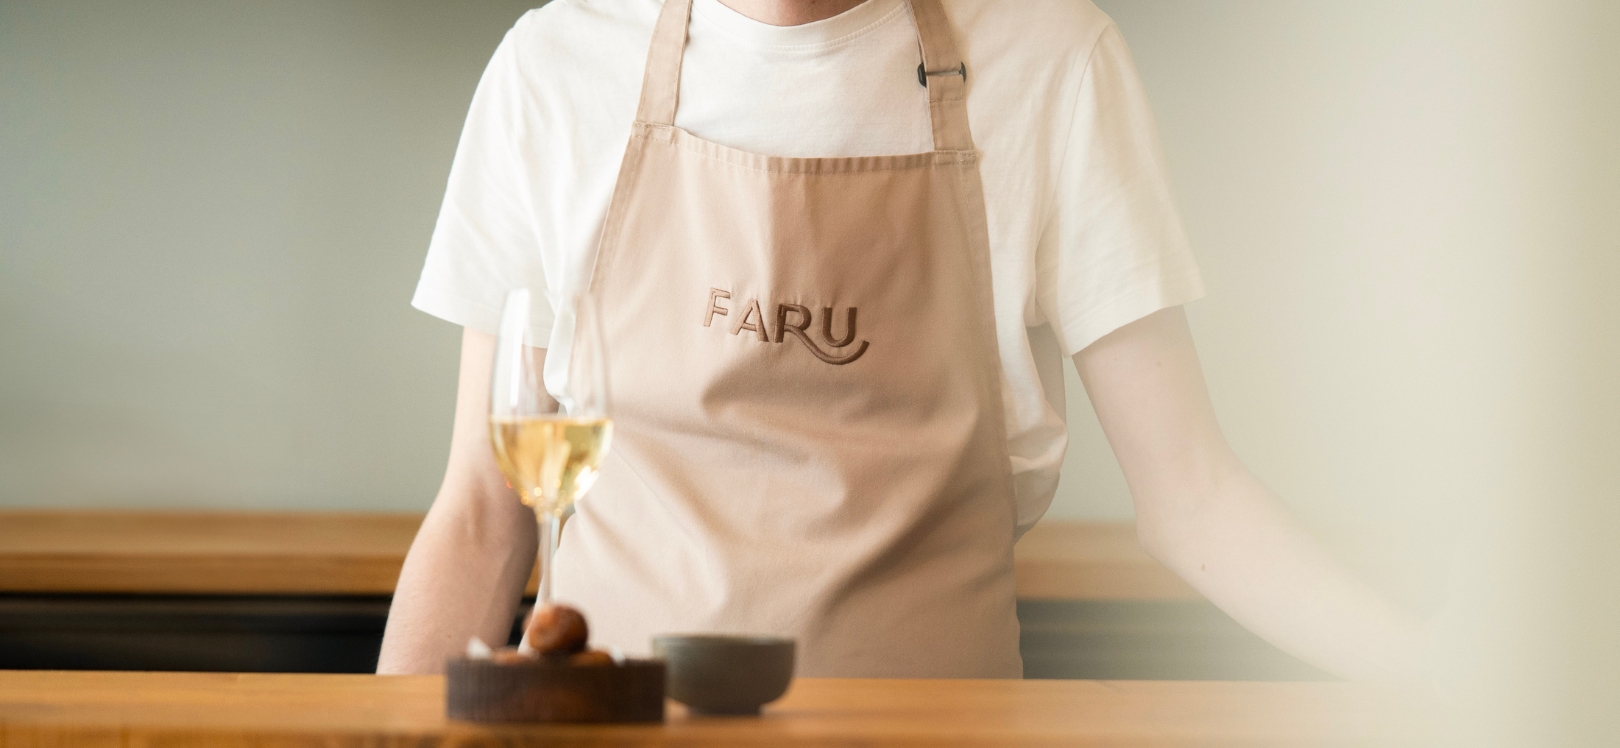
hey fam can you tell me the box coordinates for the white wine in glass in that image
[489,289,612,606]
[490,415,612,518]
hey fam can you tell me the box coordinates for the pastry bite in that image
[524,604,590,657]
[568,649,615,666]
[467,604,617,666]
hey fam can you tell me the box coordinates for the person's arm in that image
[1073,306,1426,682]
[377,328,540,674]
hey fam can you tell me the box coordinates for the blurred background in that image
[2,0,1615,743]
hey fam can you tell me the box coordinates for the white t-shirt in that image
[413,0,1203,534]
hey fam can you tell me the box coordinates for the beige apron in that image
[554,0,1021,678]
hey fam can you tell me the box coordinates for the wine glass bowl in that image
[490,289,613,605]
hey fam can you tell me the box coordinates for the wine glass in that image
[489,289,613,607]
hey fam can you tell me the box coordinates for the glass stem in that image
[536,509,560,605]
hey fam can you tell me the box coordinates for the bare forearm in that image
[1073,307,1425,683]
[376,485,536,674]
[377,328,541,675]
[1137,459,1425,682]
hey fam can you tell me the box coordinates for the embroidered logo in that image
[703,288,869,365]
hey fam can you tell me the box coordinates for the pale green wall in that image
[1,0,530,510]
[0,0,1603,560]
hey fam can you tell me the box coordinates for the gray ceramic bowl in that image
[651,634,795,716]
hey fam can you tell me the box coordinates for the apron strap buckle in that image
[917,61,967,88]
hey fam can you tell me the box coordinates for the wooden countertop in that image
[0,671,1422,747]
[0,510,1195,601]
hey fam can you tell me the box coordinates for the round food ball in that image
[525,604,589,656]
[568,649,615,667]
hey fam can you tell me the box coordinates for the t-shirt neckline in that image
[690,0,909,51]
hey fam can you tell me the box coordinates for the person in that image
[379,0,1425,679]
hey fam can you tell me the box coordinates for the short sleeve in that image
[1036,24,1204,356]
[411,22,555,342]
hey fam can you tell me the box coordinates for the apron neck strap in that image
[635,0,976,152]
[908,0,973,151]
[636,0,693,130]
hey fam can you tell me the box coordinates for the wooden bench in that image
[1,511,1321,679]
[0,510,1195,600]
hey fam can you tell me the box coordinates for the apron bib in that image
[553,0,1022,678]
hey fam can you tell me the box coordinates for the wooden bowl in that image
[445,657,666,723]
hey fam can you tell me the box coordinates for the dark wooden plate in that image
[445,656,666,723]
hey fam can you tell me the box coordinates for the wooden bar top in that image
[0,510,1196,600]
[0,671,1422,747]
